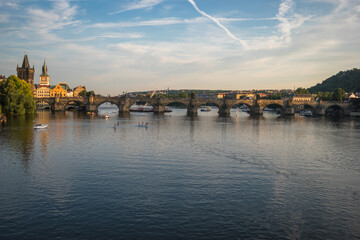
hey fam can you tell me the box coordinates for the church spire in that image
[22,54,30,68]
[42,58,48,76]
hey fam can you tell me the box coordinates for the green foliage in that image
[333,88,346,101]
[316,88,346,101]
[146,92,190,99]
[316,91,333,101]
[309,68,360,93]
[266,93,285,100]
[295,87,310,94]
[0,75,35,115]
[78,90,96,97]
[86,90,95,97]
[79,90,87,97]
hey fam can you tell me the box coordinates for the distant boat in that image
[242,107,250,112]
[34,124,48,129]
[130,105,172,112]
[200,106,211,112]
[263,107,275,111]
[164,107,173,112]
[300,110,313,116]
[130,106,153,112]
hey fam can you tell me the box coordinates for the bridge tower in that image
[17,54,35,95]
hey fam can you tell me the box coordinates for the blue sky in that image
[0,0,359,94]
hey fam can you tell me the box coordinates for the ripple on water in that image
[0,111,360,239]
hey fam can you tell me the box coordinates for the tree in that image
[79,90,87,97]
[309,68,360,93]
[86,90,95,97]
[333,88,346,101]
[316,91,333,101]
[0,75,35,115]
[177,92,189,98]
[295,87,310,94]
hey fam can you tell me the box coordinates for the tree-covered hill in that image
[308,68,360,93]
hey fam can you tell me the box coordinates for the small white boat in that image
[200,106,211,112]
[34,124,48,129]
[164,107,173,112]
[263,107,275,111]
[300,110,313,116]
[242,107,250,112]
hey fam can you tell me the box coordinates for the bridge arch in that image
[97,101,120,114]
[164,99,188,108]
[129,99,155,112]
[262,103,284,114]
[228,102,253,116]
[61,99,86,111]
[200,100,222,109]
[35,100,51,110]
[294,104,315,113]
[164,100,188,113]
[96,100,120,110]
[325,104,344,116]
[64,99,86,111]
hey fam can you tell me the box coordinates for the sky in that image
[0,0,359,95]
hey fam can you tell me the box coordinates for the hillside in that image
[308,68,360,93]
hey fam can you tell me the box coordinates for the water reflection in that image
[5,115,35,165]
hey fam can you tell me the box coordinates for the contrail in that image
[187,0,248,49]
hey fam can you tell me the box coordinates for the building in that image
[347,93,358,99]
[50,83,68,97]
[215,93,226,99]
[292,94,316,102]
[245,93,256,99]
[73,86,86,97]
[36,60,51,98]
[17,54,35,95]
[225,93,243,99]
[67,89,74,97]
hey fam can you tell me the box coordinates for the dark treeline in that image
[309,68,360,93]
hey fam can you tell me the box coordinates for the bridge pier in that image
[52,97,63,111]
[153,104,165,114]
[218,104,231,117]
[187,105,198,116]
[187,98,199,116]
[314,106,325,116]
[118,97,131,113]
[86,104,97,112]
[283,107,295,116]
[251,105,262,115]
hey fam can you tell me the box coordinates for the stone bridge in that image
[34,95,352,117]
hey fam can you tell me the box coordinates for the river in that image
[0,108,359,239]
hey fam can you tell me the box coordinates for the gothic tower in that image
[17,54,35,94]
[40,59,50,85]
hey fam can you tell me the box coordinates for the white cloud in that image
[275,0,308,44]
[187,0,249,49]
[1,0,359,94]
[26,0,80,32]
[110,0,164,14]
[91,17,195,28]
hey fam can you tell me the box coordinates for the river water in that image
[0,108,359,239]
